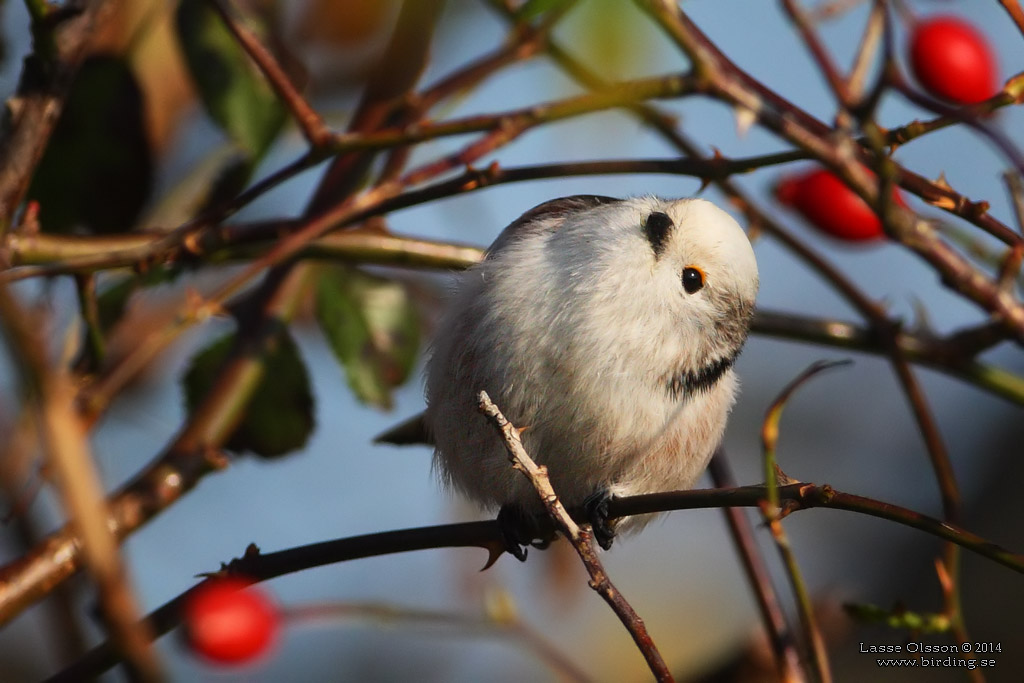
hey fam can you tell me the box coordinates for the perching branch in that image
[477,391,674,683]
[46,476,1024,680]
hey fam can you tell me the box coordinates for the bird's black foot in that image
[583,490,618,550]
[497,505,554,562]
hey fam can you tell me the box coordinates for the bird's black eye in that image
[682,266,705,294]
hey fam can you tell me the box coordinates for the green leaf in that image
[175,0,287,159]
[28,55,152,233]
[182,330,314,458]
[315,266,420,410]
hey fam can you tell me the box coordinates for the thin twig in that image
[0,0,117,234]
[477,391,675,683]
[284,600,591,683]
[0,152,794,280]
[209,0,332,148]
[636,0,1024,341]
[373,0,573,183]
[709,453,806,683]
[761,361,851,683]
[810,0,872,23]
[1005,172,1024,235]
[320,71,699,155]
[780,0,852,106]
[0,264,313,627]
[856,50,978,654]
[304,0,447,215]
[847,1,884,103]
[0,287,161,681]
[751,309,1024,405]
[998,0,1024,40]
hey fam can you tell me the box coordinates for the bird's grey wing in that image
[375,196,621,449]
[485,195,621,259]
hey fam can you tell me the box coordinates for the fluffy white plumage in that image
[425,195,758,532]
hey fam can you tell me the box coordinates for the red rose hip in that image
[776,169,903,243]
[909,16,998,104]
[184,578,279,665]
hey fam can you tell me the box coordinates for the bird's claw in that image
[497,505,551,562]
[584,490,618,550]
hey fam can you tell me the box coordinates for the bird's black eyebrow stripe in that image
[643,211,674,258]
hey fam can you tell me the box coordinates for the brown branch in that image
[761,362,847,683]
[636,0,1024,343]
[0,264,313,627]
[0,0,118,235]
[708,453,806,683]
[46,522,505,682]
[751,309,1024,405]
[477,391,675,683]
[304,0,447,215]
[209,0,331,148]
[1007,171,1024,230]
[809,0,872,22]
[866,122,968,652]
[279,601,591,683]
[609,485,1024,574]
[373,0,571,184]
[320,71,699,157]
[886,69,1024,176]
[48,478,1024,680]
[998,0,1024,39]
[876,334,969,650]
[847,1,885,102]
[0,152,793,280]
[0,286,160,680]
[2,226,486,280]
[780,0,852,106]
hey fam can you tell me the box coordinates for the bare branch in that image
[0,264,313,626]
[709,453,807,683]
[0,0,118,234]
[998,0,1024,39]
[0,286,160,680]
[477,391,675,683]
[47,479,1024,679]
[209,0,331,148]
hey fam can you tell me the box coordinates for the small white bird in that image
[385,195,758,556]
